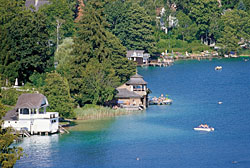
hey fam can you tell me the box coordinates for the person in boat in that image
[199,124,204,128]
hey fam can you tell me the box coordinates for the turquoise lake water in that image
[16,58,250,168]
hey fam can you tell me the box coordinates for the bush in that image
[0,89,28,106]
[29,72,46,88]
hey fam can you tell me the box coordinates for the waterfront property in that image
[126,50,150,65]
[2,93,59,135]
[115,73,149,110]
[15,58,250,168]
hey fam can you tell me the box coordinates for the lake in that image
[16,58,250,168]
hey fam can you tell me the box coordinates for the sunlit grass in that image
[74,105,142,120]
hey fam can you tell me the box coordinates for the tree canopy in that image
[0,7,53,84]
[62,1,136,106]
[217,9,250,52]
[43,72,75,118]
[0,103,23,168]
[105,1,156,53]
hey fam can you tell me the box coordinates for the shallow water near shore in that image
[16,58,250,168]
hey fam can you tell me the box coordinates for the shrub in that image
[0,89,27,106]
[29,72,46,88]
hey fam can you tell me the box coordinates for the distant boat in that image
[215,66,222,70]
[149,96,173,105]
[194,124,214,132]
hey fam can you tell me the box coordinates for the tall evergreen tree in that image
[0,9,53,84]
[105,1,156,53]
[66,1,135,106]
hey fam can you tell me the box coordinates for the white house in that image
[126,50,150,65]
[2,93,59,135]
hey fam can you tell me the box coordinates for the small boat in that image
[215,66,222,70]
[149,95,172,105]
[194,124,214,132]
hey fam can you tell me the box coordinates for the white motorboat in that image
[194,124,214,132]
[215,66,222,70]
[194,127,214,132]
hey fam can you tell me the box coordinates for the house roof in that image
[2,109,18,121]
[126,50,145,58]
[115,88,142,98]
[126,74,147,85]
[15,93,48,109]
[25,0,50,11]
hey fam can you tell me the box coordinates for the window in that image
[133,85,144,91]
[21,108,29,115]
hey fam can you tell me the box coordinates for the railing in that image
[19,112,59,119]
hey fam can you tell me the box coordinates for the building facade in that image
[116,74,149,110]
[2,93,59,135]
[126,50,150,65]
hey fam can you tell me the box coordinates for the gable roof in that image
[126,50,145,58]
[126,74,147,85]
[115,88,142,98]
[2,109,18,121]
[15,93,48,109]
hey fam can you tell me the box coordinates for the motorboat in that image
[149,95,172,105]
[215,66,222,70]
[194,124,214,132]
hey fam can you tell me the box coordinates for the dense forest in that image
[0,0,250,118]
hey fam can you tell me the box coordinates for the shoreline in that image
[61,108,144,127]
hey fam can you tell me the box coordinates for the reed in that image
[75,105,142,120]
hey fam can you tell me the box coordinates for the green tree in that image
[65,1,135,106]
[105,1,156,53]
[29,72,46,88]
[39,0,75,50]
[174,11,198,42]
[0,103,23,168]
[54,37,74,69]
[0,9,53,84]
[79,59,120,105]
[43,72,75,118]
[217,9,250,53]
[238,0,246,10]
[189,0,221,43]
[221,0,239,9]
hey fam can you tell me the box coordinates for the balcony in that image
[19,112,59,120]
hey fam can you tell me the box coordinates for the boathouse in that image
[2,93,59,135]
[126,50,150,65]
[115,73,149,110]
